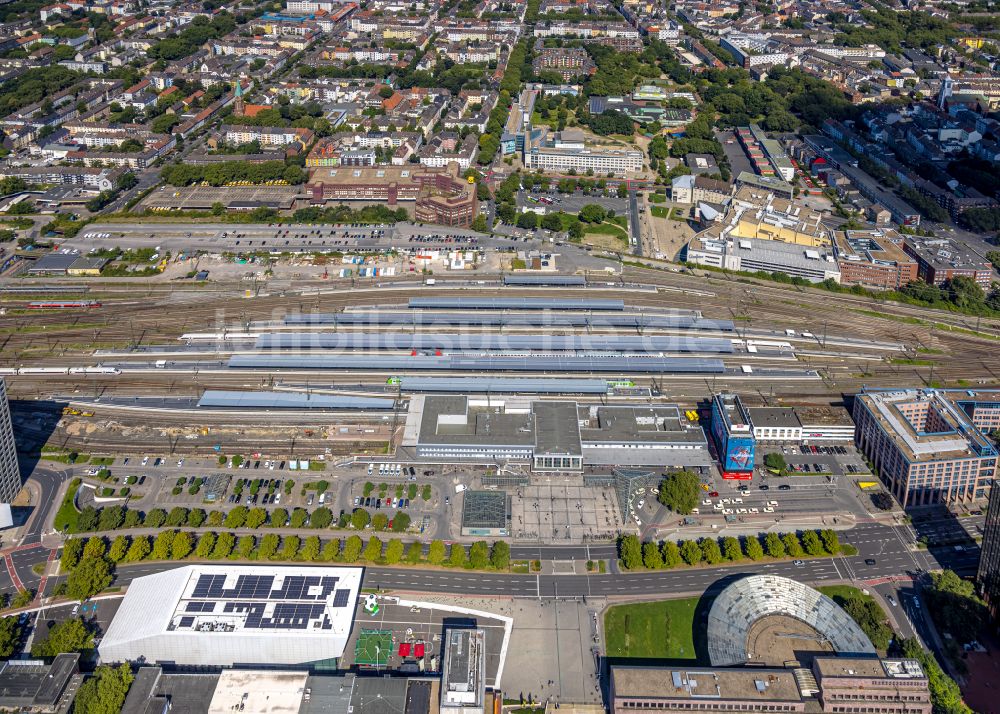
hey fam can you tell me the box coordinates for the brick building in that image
[306,163,477,227]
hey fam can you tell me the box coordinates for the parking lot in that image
[715,129,754,178]
[517,190,627,216]
[775,443,871,478]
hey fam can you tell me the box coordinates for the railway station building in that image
[401,395,710,472]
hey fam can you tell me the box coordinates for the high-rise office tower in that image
[979,486,1000,620]
[0,378,21,504]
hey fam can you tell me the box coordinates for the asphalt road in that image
[36,520,975,600]
[47,546,884,599]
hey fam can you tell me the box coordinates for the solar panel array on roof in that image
[196,390,395,410]
[408,297,625,311]
[255,333,733,353]
[176,573,351,633]
[228,354,725,373]
[400,377,610,394]
[283,311,732,331]
[502,275,586,286]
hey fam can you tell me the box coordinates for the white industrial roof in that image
[99,565,363,667]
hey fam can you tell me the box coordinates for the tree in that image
[661,540,681,568]
[744,536,765,561]
[899,637,972,714]
[61,539,84,571]
[819,529,840,554]
[363,537,383,562]
[31,618,92,656]
[428,540,447,565]
[82,536,106,561]
[73,663,134,714]
[279,535,300,560]
[0,617,20,658]
[763,452,786,473]
[236,535,256,559]
[245,507,268,529]
[165,507,189,527]
[171,531,193,560]
[108,535,129,563]
[841,596,893,650]
[657,471,701,515]
[679,539,702,565]
[98,505,125,531]
[311,507,333,529]
[516,212,537,229]
[406,541,423,564]
[541,213,563,231]
[351,508,371,530]
[283,165,306,185]
[187,509,206,528]
[270,508,289,527]
[124,535,151,562]
[224,506,247,528]
[144,508,166,528]
[195,532,216,559]
[448,543,467,568]
[469,541,490,569]
[470,214,490,233]
[290,508,309,529]
[782,532,804,557]
[66,557,113,600]
[151,531,175,560]
[76,507,99,532]
[384,538,404,564]
[701,538,723,564]
[340,535,361,563]
[721,536,742,561]
[391,512,411,532]
[257,533,280,560]
[578,204,607,223]
[212,532,235,559]
[322,538,341,562]
[619,534,642,569]
[490,541,510,570]
[763,532,785,558]
[642,541,663,569]
[801,530,824,556]
[926,570,989,642]
[371,513,388,531]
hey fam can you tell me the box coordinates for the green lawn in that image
[648,193,667,203]
[604,597,699,660]
[585,222,628,239]
[650,206,669,218]
[817,584,878,606]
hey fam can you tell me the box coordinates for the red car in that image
[709,491,719,497]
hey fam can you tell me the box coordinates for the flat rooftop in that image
[814,657,925,680]
[533,401,583,456]
[418,395,537,448]
[207,671,308,714]
[611,666,804,703]
[579,404,706,445]
[747,407,802,430]
[857,389,986,461]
